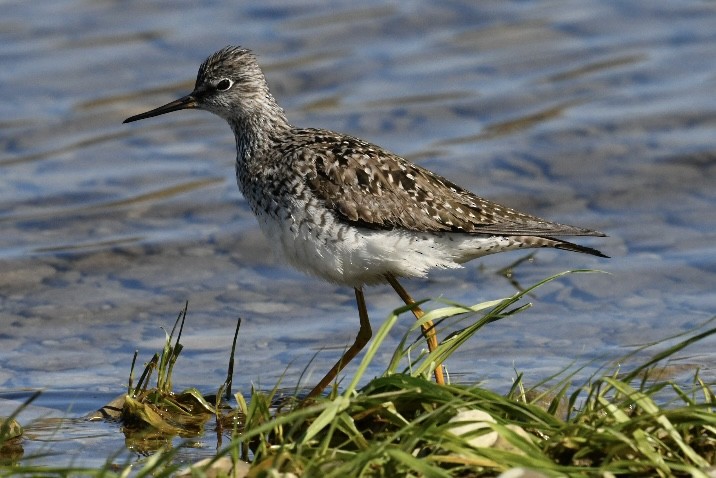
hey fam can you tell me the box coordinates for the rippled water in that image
[2,0,715,467]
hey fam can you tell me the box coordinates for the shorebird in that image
[123,46,606,398]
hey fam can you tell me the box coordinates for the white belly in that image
[254,205,524,287]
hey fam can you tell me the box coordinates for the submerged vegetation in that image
[1,271,715,476]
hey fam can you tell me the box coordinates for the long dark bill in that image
[123,95,197,123]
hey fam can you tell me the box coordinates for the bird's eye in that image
[216,78,233,91]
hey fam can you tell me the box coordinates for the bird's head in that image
[124,46,280,125]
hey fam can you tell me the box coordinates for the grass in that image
[122,302,221,438]
[1,270,715,477]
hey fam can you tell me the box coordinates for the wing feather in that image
[290,129,604,237]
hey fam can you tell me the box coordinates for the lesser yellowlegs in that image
[123,46,607,397]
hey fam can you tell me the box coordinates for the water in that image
[1,0,715,468]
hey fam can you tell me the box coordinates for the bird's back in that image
[279,128,605,239]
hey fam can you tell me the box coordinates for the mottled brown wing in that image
[295,129,604,237]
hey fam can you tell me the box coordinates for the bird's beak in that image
[123,94,198,123]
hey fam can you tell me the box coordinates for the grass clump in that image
[121,303,215,435]
[191,271,715,477]
[118,302,242,455]
[2,271,714,477]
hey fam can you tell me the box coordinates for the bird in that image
[123,46,607,398]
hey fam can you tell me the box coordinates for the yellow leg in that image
[385,273,445,385]
[306,287,373,399]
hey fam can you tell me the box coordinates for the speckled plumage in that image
[124,46,607,395]
[165,46,605,286]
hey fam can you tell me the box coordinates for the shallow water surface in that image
[1,0,715,468]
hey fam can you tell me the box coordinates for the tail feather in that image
[548,237,609,258]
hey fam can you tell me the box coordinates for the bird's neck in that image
[230,101,289,158]
[229,99,291,195]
